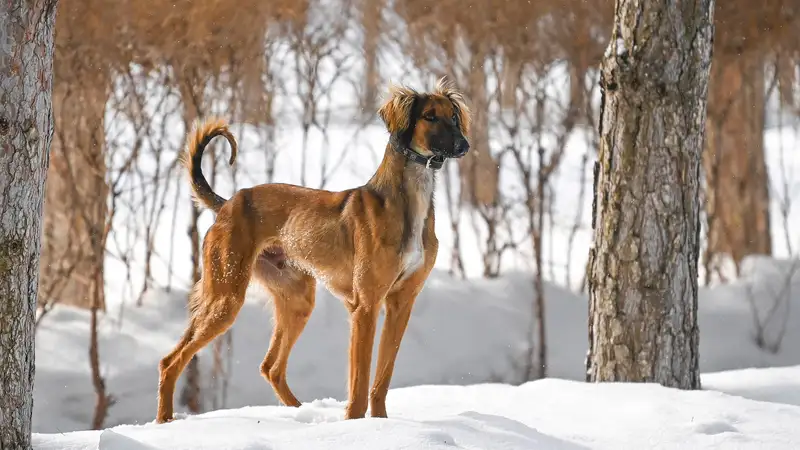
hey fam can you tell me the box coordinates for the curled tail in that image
[180,118,239,213]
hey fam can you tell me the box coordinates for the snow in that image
[34,366,800,450]
[30,255,800,449]
[603,37,627,58]
[704,365,800,409]
[615,38,627,56]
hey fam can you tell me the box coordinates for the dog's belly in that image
[283,257,353,299]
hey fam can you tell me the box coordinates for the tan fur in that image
[180,117,239,213]
[434,76,471,135]
[156,78,471,423]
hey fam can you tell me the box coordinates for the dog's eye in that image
[423,113,437,122]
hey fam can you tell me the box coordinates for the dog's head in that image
[378,77,471,160]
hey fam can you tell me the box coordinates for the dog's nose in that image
[454,139,470,157]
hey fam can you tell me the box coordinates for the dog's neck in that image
[368,142,436,257]
[368,142,436,203]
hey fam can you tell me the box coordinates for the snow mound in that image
[34,369,800,450]
[32,256,800,434]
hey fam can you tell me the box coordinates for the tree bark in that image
[0,1,59,448]
[586,0,714,389]
[703,55,771,278]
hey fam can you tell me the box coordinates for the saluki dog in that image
[156,77,471,423]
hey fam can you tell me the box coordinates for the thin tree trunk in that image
[0,1,59,447]
[181,201,202,412]
[179,79,203,414]
[89,258,112,429]
[703,55,771,276]
[586,0,714,389]
[533,147,547,380]
[359,0,384,118]
[459,44,498,207]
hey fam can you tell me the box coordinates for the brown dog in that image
[156,77,471,423]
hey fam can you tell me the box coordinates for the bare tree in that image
[0,0,59,447]
[586,0,714,388]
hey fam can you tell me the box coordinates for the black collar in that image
[390,136,445,170]
[394,145,445,170]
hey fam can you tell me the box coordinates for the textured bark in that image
[39,82,108,310]
[0,1,59,448]
[586,0,714,389]
[703,56,771,277]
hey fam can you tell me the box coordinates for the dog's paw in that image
[155,415,174,424]
[370,408,388,418]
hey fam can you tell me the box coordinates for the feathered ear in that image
[378,83,418,135]
[435,76,471,136]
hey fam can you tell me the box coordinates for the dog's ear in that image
[435,76,471,136]
[378,83,418,135]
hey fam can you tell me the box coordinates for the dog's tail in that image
[180,118,239,214]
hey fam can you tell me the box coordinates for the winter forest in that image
[2,0,800,449]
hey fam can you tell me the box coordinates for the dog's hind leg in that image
[156,223,256,424]
[156,287,246,423]
[253,258,316,407]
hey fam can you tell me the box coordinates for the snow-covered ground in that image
[32,256,800,447]
[34,365,800,450]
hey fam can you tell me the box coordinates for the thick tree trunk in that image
[0,1,59,448]
[703,56,771,278]
[586,0,714,389]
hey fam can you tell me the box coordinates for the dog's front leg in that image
[344,294,380,420]
[368,279,421,418]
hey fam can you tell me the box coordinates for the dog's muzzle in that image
[453,138,470,158]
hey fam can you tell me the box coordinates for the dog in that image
[156,77,471,423]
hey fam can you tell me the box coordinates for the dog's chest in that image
[399,170,434,278]
[401,239,425,278]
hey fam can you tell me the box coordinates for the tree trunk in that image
[181,199,203,413]
[586,0,714,389]
[0,1,59,448]
[703,55,771,279]
[178,78,204,414]
[39,81,108,311]
[500,56,521,111]
[534,148,547,380]
[459,43,498,207]
[359,0,384,118]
